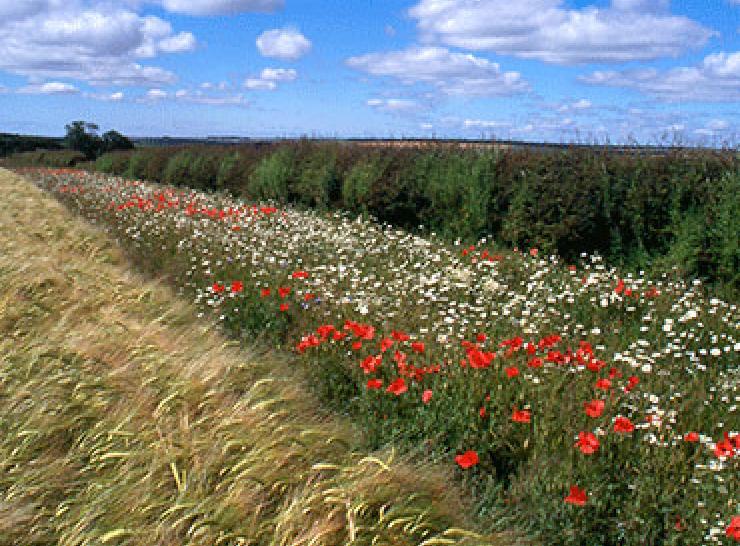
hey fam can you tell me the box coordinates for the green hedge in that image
[1,149,86,168]
[90,142,739,297]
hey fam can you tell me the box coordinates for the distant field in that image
[21,167,739,546]
[0,168,511,546]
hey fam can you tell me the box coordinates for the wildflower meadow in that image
[22,167,739,546]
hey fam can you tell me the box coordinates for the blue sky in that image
[0,0,738,144]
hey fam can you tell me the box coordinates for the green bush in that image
[248,147,294,201]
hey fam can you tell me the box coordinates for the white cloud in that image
[244,78,277,90]
[243,67,298,90]
[0,2,191,86]
[256,28,312,61]
[408,0,714,64]
[173,89,250,106]
[260,67,297,81]
[580,51,740,102]
[19,81,79,94]
[366,98,420,114]
[463,119,510,129]
[554,98,593,113]
[346,46,529,97]
[160,0,284,16]
[145,88,168,100]
[86,90,125,101]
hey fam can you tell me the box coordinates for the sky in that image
[0,0,738,144]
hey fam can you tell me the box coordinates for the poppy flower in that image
[411,341,425,354]
[332,331,347,341]
[260,288,271,297]
[291,270,309,279]
[565,485,587,506]
[422,390,433,404]
[529,248,538,257]
[304,293,315,301]
[278,286,291,298]
[726,516,740,541]
[476,333,487,343]
[512,409,531,423]
[584,399,605,418]
[595,378,612,391]
[212,282,225,293]
[625,376,640,392]
[614,416,635,433]
[505,366,520,378]
[386,378,407,396]
[380,337,394,352]
[575,432,600,455]
[714,434,736,459]
[479,407,486,418]
[455,450,479,469]
[230,281,244,293]
[360,355,382,374]
[684,432,699,442]
[351,341,363,351]
[316,324,335,339]
[391,330,410,342]
[527,357,543,369]
[366,379,383,390]
[279,303,289,312]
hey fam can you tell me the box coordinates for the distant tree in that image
[65,121,102,159]
[101,130,134,153]
[64,122,134,159]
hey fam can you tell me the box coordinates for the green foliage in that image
[0,149,85,167]
[85,141,739,296]
[248,147,294,201]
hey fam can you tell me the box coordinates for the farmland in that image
[0,167,511,546]
[15,166,739,545]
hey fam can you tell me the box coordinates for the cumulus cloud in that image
[463,119,510,129]
[408,0,714,64]
[579,51,740,102]
[0,1,193,86]
[346,46,529,97]
[366,98,421,114]
[244,67,298,90]
[160,0,284,16]
[173,89,250,106]
[256,28,312,60]
[18,81,79,94]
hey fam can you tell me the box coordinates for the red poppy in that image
[726,516,740,541]
[230,281,244,293]
[304,293,315,301]
[584,399,605,418]
[565,485,587,506]
[351,341,363,351]
[476,332,487,342]
[332,331,347,341]
[684,431,699,443]
[615,278,625,294]
[529,248,538,257]
[386,378,407,396]
[260,288,271,297]
[455,450,479,469]
[625,375,640,392]
[512,409,531,423]
[575,432,600,455]
[527,357,543,368]
[467,348,495,369]
[360,355,382,374]
[380,337,394,352]
[316,324,335,339]
[422,390,433,404]
[291,270,309,279]
[595,378,612,391]
[714,433,736,459]
[614,416,635,433]
[391,330,410,342]
[278,286,291,298]
[279,303,289,312]
[505,366,520,378]
[411,341,425,354]
[479,406,486,418]
[212,282,225,293]
[366,379,383,390]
